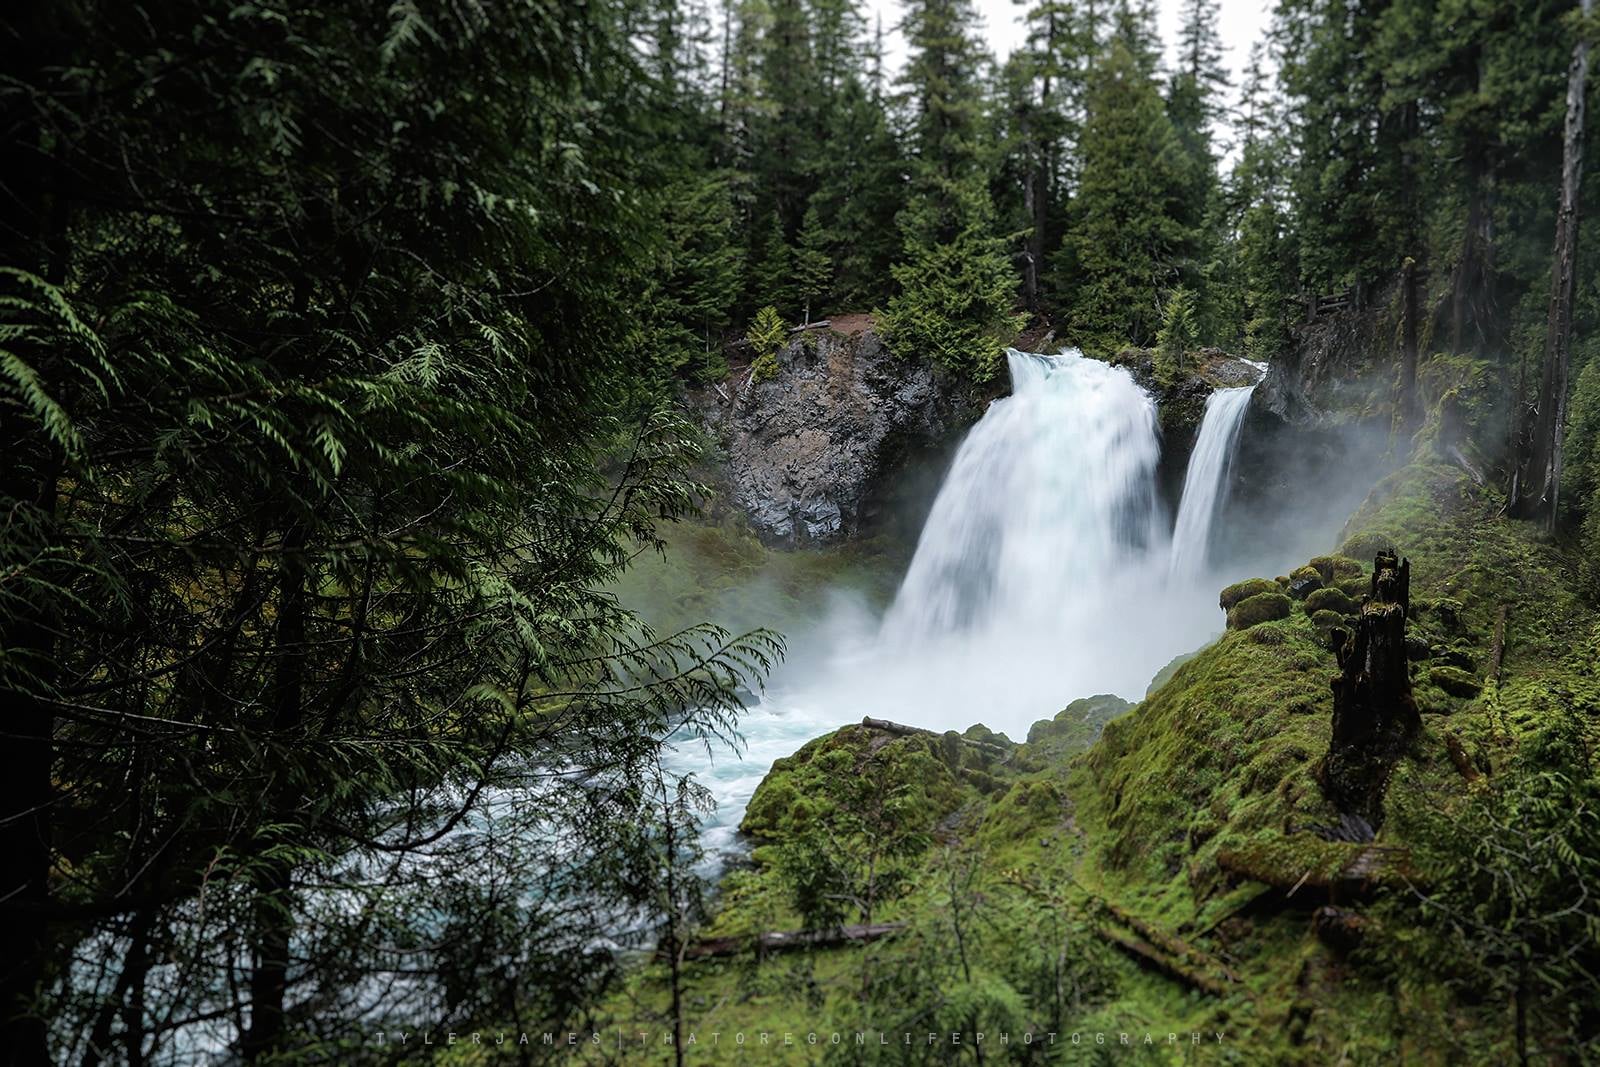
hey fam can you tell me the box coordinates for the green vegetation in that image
[1226,591,1294,630]
[6,0,1600,1059]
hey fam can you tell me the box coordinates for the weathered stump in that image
[1319,552,1419,825]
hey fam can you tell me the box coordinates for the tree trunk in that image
[242,536,309,1061]
[1396,257,1422,446]
[1510,4,1589,527]
[1320,552,1419,826]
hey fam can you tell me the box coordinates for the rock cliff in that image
[689,323,984,546]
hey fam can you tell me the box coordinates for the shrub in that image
[1227,591,1293,630]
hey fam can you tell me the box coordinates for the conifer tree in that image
[794,204,835,324]
[1059,41,1191,351]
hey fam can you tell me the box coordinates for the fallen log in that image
[680,922,905,961]
[789,319,830,332]
[1095,899,1241,985]
[1095,927,1232,997]
[1217,838,1420,898]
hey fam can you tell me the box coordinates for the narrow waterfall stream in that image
[673,349,1273,872]
[1168,372,1264,578]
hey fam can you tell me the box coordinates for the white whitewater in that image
[676,349,1275,872]
[881,350,1165,644]
[1168,382,1259,579]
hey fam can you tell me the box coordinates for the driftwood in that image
[789,319,831,333]
[858,716,1010,756]
[1321,552,1419,825]
[680,922,904,961]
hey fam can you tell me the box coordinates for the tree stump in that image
[1320,552,1419,826]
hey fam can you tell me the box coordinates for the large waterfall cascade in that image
[851,348,1266,735]
[881,350,1165,645]
[676,348,1275,871]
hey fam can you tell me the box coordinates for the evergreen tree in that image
[880,177,1027,382]
[794,204,835,323]
[1059,41,1192,351]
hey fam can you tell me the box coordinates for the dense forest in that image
[1,0,1597,1063]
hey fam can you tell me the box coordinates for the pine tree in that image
[1059,41,1191,352]
[794,204,834,323]
[880,176,1027,382]
[754,212,796,316]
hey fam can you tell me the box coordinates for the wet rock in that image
[689,327,981,546]
[1405,635,1433,661]
[1433,647,1476,672]
[1287,565,1324,600]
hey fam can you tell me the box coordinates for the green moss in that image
[1307,554,1364,583]
[1302,586,1357,615]
[1227,591,1293,629]
[1220,576,1279,610]
[1428,665,1482,699]
[1286,565,1324,597]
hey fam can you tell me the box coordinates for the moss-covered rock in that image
[1307,555,1364,584]
[1286,565,1324,599]
[1024,694,1131,760]
[1428,665,1482,698]
[1303,586,1357,615]
[1227,591,1294,629]
[1220,577,1280,611]
[740,725,967,841]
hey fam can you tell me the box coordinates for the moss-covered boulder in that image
[740,725,967,841]
[1227,591,1294,630]
[1308,555,1364,584]
[1220,577,1279,611]
[1024,694,1131,759]
[1286,565,1324,599]
[1303,586,1357,615]
[1428,665,1482,699]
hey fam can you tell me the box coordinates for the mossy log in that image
[1095,928,1234,997]
[1095,898,1242,985]
[1320,552,1419,825]
[1217,839,1419,897]
[680,922,906,961]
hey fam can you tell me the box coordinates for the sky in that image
[863,0,1274,106]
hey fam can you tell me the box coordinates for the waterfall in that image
[1167,382,1259,579]
[880,349,1164,644]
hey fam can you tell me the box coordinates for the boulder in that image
[1227,591,1293,630]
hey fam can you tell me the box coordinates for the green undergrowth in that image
[573,363,1600,1063]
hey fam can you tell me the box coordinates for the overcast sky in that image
[863,0,1273,105]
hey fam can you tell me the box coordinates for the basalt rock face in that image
[689,327,983,547]
[1320,552,1420,826]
